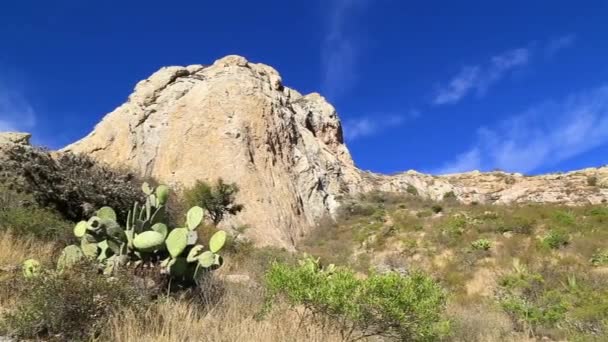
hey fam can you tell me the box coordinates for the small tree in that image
[264,257,449,341]
[184,178,244,225]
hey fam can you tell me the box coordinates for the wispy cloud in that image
[0,81,37,133]
[433,35,576,106]
[343,110,419,141]
[433,48,530,105]
[435,85,608,174]
[545,34,577,57]
[321,0,368,99]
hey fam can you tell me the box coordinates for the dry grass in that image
[448,303,531,342]
[0,230,56,269]
[0,230,56,315]
[106,286,342,342]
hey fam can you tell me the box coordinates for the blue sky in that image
[1,0,607,175]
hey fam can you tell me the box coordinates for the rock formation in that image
[61,55,608,247]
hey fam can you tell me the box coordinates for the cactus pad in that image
[133,231,165,252]
[73,221,88,238]
[97,206,117,221]
[187,206,204,230]
[209,230,227,253]
[198,251,216,268]
[166,227,189,258]
[57,245,84,271]
[156,184,170,205]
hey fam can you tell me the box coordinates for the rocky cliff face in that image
[64,56,361,246]
[62,55,608,247]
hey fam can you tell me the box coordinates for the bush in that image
[471,238,492,251]
[542,229,569,249]
[431,205,443,214]
[587,175,598,186]
[183,178,244,225]
[264,257,449,341]
[0,206,71,241]
[590,249,608,266]
[1,265,148,341]
[406,185,419,196]
[443,191,457,201]
[0,145,144,222]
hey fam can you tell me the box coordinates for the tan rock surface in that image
[62,55,608,247]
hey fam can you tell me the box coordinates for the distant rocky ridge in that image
[5,55,606,247]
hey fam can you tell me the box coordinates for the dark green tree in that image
[184,178,244,225]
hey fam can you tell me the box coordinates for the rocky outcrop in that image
[63,55,608,247]
[0,132,31,146]
[64,55,360,247]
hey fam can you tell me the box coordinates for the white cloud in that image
[545,34,576,57]
[433,48,530,105]
[343,112,413,141]
[321,0,368,99]
[435,85,608,174]
[0,84,37,133]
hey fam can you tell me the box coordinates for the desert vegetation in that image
[1,157,607,341]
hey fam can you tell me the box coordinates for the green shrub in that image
[497,216,535,235]
[183,178,244,225]
[498,270,567,335]
[0,145,144,222]
[542,229,569,249]
[0,206,72,241]
[443,191,457,201]
[498,265,608,339]
[264,257,449,341]
[471,238,492,251]
[552,210,576,226]
[431,205,443,214]
[407,184,419,196]
[590,249,608,266]
[1,265,148,341]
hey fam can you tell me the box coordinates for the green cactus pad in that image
[97,240,110,262]
[125,230,134,248]
[57,245,84,271]
[105,220,126,242]
[126,209,133,230]
[151,223,168,239]
[166,227,189,258]
[187,245,204,262]
[87,216,103,233]
[209,230,227,253]
[187,206,204,230]
[149,194,158,208]
[97,206,117,221]
[23,259,41,278]
[198,251,215,268]
[73,221,88,238]
[107,239,122,255]
[156,185,170,205]
[81,240,99,258]
[82,233,97,244]
[142,182,153,195]
[133,231,165,252]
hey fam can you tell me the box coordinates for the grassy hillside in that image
[1,184,607,341]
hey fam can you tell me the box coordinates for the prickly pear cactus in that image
[51,182,227,286]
